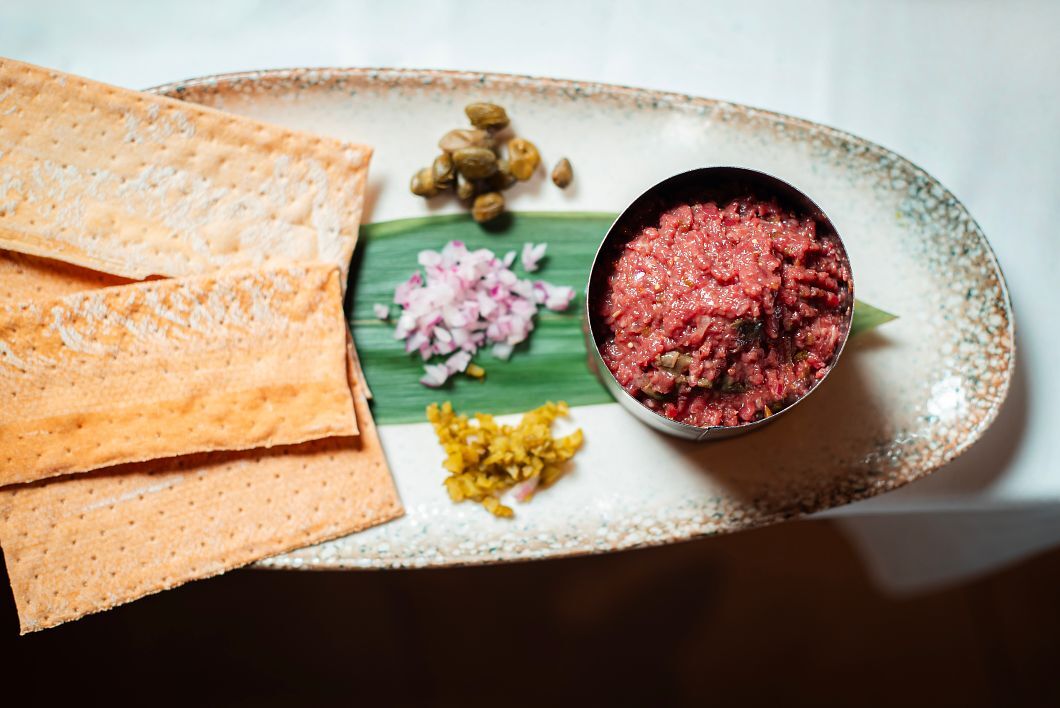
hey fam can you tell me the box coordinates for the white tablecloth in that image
[3,0,1057,592]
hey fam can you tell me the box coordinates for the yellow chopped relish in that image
[426,401,584,517]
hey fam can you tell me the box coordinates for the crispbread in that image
[345,325,373,400]
[0,383,402,634]
[0,57,371,283]
[0,250,133,303]
[0,262,357,486]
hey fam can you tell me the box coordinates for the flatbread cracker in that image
[0,246,370,398]
[0,250,133,303]
[0,57,371,283]
[0,384,401,634]
[0,262,357,486]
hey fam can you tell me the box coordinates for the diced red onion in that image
[511,477,539,502]
[419,363,449,388]
[521,242,548,273]
[446,350,471,373]
[390,240,575,386]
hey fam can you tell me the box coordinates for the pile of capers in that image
[410,102,574,223]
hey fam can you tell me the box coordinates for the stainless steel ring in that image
[585,166,855,441]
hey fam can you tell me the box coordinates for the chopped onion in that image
[390,240,575,386]
[491,342,513,360]
[521,242,548,272]
[511,477,540,503]
[419,363,449,388]
[446,350,471,373]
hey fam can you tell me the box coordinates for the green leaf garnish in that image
[349,212,895,425]
[851,299,898,337]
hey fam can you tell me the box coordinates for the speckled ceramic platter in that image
[150,68,1013,569]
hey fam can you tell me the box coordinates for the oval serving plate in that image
[151,69,1013,569]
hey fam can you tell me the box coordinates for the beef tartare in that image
[595,196,852,428]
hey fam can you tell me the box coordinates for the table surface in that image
[3,0,1057,588]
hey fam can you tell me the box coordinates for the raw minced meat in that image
[595,196,852,428]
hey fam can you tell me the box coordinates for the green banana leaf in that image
[348,212,895,425]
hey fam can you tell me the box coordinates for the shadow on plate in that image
[868,330,1029,498]
[361,177,385,224]
[661,341,884,515]
[647,327,1026,519]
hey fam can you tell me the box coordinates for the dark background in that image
[3,519,1059,706]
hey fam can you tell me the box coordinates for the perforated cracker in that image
[0,383,402,634]
[0,262,357,486]
[0,58,371,282]
[0,246,371,402]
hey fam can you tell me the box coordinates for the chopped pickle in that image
[657,351,679,368]
[427,401,584,517]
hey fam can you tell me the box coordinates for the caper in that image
[438,128,494,153]
[487,158,517,190]
[453,147,498,179]
[465,102,510,131]
[471,192,505,223]
[551,157,573,188]
[456,172,476,201]
[410,167,438,197]
[432,153,454,187]
[507,138,540,180]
